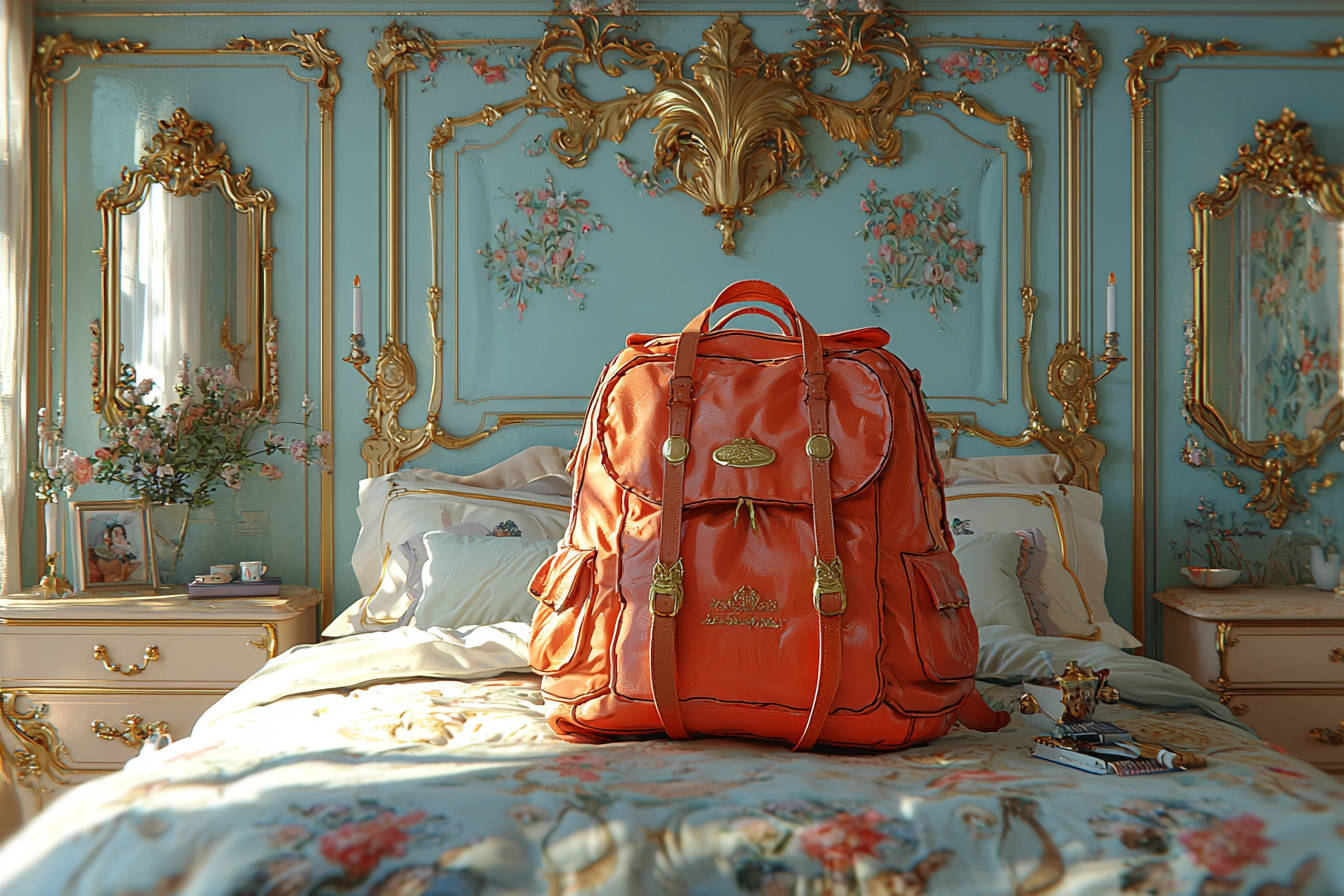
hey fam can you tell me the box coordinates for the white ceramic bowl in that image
[1180,566,1243,589]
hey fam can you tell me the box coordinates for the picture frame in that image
[71,500,158,592]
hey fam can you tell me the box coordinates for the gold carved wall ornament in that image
[433,12,922,254]
[1186,109,1344,528]
[363,11,1113,491]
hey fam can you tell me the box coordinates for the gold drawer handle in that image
[92,714,170,749]
[92,644,160,676]
[1308,725,1344,746]
[1330,647,1343,663]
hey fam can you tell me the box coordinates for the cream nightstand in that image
[0,586,319,838]
[1155,586,1344,774]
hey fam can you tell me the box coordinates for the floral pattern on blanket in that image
[4,678,1341,896]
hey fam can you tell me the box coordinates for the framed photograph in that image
[71,500,157,592]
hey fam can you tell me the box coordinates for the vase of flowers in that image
[87,363,331,584]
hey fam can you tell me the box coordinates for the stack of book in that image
[1030,720,1205,776]
[186,578,282,599]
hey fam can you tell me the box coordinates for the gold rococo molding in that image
[362,11,1114,486]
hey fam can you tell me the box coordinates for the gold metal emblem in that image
[662,436,689,465]
[649,559,685,617]
[713,438,775,468]
[805,434,835,461]
[812,557,846,616]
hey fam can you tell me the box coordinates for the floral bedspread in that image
[0,676,1340,896]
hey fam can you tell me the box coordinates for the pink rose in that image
[259,463,283,481]
[492,249,507,262]
[954,258,968,276]
[859,200,871,213]
[941,272,955,289]
[71,456,93,485]
[923,261,946,285]
[514,247,528,264]
[541,207,560,228]
[878,243,895,264]
[94,447,112,461]
[509,265,525,283]
[1027,53,1050,76]
[513,190,531,207]
[897,193,914,209]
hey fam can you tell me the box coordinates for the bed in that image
[0,450,1340,896]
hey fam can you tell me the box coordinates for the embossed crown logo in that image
[712,437,776,469]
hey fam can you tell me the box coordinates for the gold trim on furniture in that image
[1331,647,1344,663]
[1218,694,1251,716]
[1124,30,1344,645]
[1185,108,1344,528]
[245,623,278,658]
[32,31,340,621]
[365,12,1114,484]
[1214,622,1239,690]
[94,108,277,424]
[1308,725,1343,746]
[91,715,169,749]
[0,691,75,808]
[91,644,160,677]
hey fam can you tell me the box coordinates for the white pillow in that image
[945,483,1140,649]
[414,533,556,630]
[325,447,572,638]
[941,454,1069,487]
[952,531,1036,633]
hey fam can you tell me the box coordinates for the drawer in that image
[0,625,277,687]
[1224,627,1344,687]
[0,689,223,770]
[1229,692,1344,771]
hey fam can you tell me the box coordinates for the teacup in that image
[209,564,236,583]
[239,561,268,583]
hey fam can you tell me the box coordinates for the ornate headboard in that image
[351,5,1121,489]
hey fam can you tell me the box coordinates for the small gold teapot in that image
[1019,661,1121,726]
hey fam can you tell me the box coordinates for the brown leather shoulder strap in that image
[794,315,843,752]
[648,310,710,740]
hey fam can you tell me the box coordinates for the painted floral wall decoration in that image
[1246,194,1338,433]
[478,173,610,319]
[419,48,524,92]
[857,182,985,321]
[924,24,1068,93]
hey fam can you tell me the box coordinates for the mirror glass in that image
[97,109,275,422]
[1202,193,1344,442]
[116,182,259,407]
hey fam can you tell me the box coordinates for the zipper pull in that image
[733,497,757,533]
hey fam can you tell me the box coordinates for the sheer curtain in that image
[121,185,206,404]
[0,0,32,594]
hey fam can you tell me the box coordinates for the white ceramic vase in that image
[1309,545,1342,591]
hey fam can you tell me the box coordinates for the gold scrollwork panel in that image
[1124,32,1344,643]
[31,31,340,621]
[363,10,1116,484]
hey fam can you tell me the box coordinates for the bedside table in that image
[0,586,319,836]
[1155,586,1344,774]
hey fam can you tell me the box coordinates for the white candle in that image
[44,501,59,559]
[1106,272,1117,334]
[353,275,363,335]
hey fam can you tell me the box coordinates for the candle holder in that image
[37,553,73,599]
[343,333,372,383]
[1097,331,1127,369]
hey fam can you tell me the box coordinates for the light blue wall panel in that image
[30,1,1344,653]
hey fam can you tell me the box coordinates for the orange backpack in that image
[529,281,1009,751]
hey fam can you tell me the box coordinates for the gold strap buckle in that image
[649,558,685,617]
[813,557,846,616]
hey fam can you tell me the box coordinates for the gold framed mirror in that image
[94,108,277,421]
[1188,108,1344,527]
